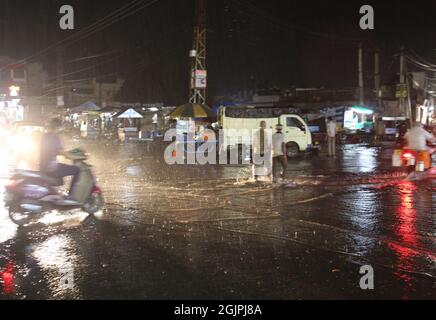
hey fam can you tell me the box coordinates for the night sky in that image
[1,0,435,104]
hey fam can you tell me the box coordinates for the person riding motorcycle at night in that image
[39,118,79,199]
[404,122,436,152]
[396,121,409,146]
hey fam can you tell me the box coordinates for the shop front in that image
[320,106,374,132]
[416,98,435,126]
[0,85,25,123]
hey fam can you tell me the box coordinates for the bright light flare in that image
[8,133,37,155]
[9,85,20,97]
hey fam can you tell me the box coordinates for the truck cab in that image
[279,114,312,157]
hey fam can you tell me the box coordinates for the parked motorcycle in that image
[4,148,104,226]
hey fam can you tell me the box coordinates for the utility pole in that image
[405,61,413,125]
[374,48,381,109]
[189,0,207,105]
[358,43,364,106]
[56,46,65,108]
[399,46,406,117]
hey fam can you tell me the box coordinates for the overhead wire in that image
[33,42,188,100]
[231,0,361,45]
[0,0,160,71]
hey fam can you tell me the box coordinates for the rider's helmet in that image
[68,148,87,160]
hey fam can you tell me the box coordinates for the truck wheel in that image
[237,145,243,162]
[286,142,300,158]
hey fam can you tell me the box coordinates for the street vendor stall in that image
[167,103,217,159]
[168,103,215,133]
[69,101,101,138]
[115,108,144,142]
[97,106,120,132]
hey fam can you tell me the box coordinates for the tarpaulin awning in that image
[98,106,121,114]
[71,101,100,112]
[116,108,144,119]
[168,103,215,119]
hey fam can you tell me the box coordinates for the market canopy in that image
[98,106,121,114]
[168,103,215,119]
[71,101,100,113]
[115,108,144,119]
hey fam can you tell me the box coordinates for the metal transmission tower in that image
[189,0,207,105]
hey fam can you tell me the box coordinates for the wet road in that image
[0,137,435,299]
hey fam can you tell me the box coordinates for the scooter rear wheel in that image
[82,192,104,214]
[8,199,43,226]
[9,210,32,226]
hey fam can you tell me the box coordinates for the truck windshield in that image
[286,117,304,128]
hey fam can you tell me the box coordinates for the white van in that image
[220,106,313,158]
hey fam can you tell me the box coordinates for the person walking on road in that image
[326,117,337,158]
[272,124,287,182]
[374,117,385,143]
[152,113,158,131]
[252,121,272,181]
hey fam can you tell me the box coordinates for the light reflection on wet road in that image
[0,138,435,299]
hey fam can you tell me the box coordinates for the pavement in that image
[0,137,435,299]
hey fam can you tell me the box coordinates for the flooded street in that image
[0,139,435,300]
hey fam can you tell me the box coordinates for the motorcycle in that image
[4,148,104,226]
[395,144,436,180]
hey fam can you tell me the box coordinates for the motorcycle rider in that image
[404,121,436,152]
[40,118,79,198]
[396,121,409,146]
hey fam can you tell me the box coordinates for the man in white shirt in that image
[405,122,436,151]
[272,124,287,182]
[152,113,158,130]
[326,117,337,157]
[252,121,272,181]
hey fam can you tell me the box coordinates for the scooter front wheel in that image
[82,192,104,214]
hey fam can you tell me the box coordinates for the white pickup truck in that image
[219,106,313,158]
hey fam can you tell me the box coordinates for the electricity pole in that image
[189,0,207,105]
[405,62,413,125]
[56,46,65,108]
[358,43,364,106]
[399,46,406,117]
[374,48,381,109]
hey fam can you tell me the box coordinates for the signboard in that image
[385,128,398,135]
[194,70,207,89]
[395,84,407,98]
[344,109,359,130]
